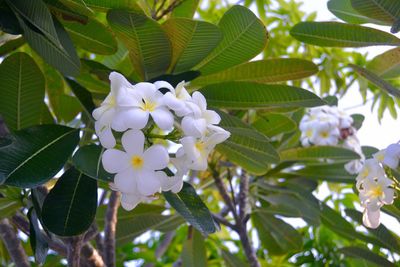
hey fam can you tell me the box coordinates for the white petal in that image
[136,170,162,196]
[382,187,395,204]
[120,108,149,130]
[154,80,174,93]
[110,110,128,132]
[151,108,174,130]
[171,180,184,193]
[383,156,399,169]
[121,130,145,155]
[114,168,137,193]
[143,145,169,170]
[92,105,109,120]
[161,175,182,192]
[110,72,132,93]
[182,116,206,137]
[191,91,207,111]
[102,149,130,173]
[120,193,141,211]
[363,208,381,229]
[95,122,116,149]
[204,110,221,125]
[163,92,184,111]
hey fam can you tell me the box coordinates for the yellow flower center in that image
[360,168,369,178]
[141,100,156,112]
[109,95,116,107]
[306,129,313,138]
[376,153,385,162]
[367,184,384,198]
[131,155,144,169]
[195,142,205,152]
[320,131,329,138]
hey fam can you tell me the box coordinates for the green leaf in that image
[367,47,400,79]
[339,246,396,267]
[350,64,400,98]
[0,198,21,219]
[0,52,45,131]
[252,113,296,137]
[327,0,385,24]
[221,249,248,267]
[65,78,96,119]
[162,18,222,74]
[280,146,361,162]
[72,145,112,182]
[63,18,118,55]
[199,82,325,109]
[0,36,25,57]
[0,125,79,187]
[63,0,139,11]
[181,228,207,267]
[351,0,400,25]
[351,114,365,130]
[107,9,172,81]
[252,210,303,255]
[163,182,217,235]
[191,59,318,86]
[290,21,400,47]
[362,146,380,158]
[216,111,279,174]
[171,0,200,18]
[195,5,268,75]
[0,2,22,34]
[41,167,97,236]
[147,71,201,87]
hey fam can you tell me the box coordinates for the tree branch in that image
[103,191,120,267]
[80,243,105,267]
[238,170,250,221]
[236,226,260,267]
[0,218,30,267]
[211,169,238,220]
[67,236,83,267]
[144,231,175,267]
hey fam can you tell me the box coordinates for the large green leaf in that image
[199,82,325,109]
[339,246,396,266]
[216,111,279,174]
[0,36,25,57]
[62,0,139,11]
[171,0,200,19]
[367,47,400,79]
[41,167,97,236]
[63,18,118,55]
[0,2,22,34]
[280,146,360,162]
[351,0,400,25]
[163,182,217,235]
[0,198,22,219]
[290,21,400,47]
[191,59,318,86]
[221,249,248,267]
[0,125,79,187]
[350,63,400,97]
[252,113,296,137]
[107,9,172,80]
[181,228,207,267]
[65,78,96,119]
[194,5,268,75]
[327,0,385,24]
[0,52,45,131]
[162,18,222,74]
[252,210,303,255]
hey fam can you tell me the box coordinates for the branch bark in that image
[80,243,105,267]
[103,191,120,267]
[0,218,30,267]
[67,236,83,267]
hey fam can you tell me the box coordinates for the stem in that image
[80,244,105,267]
[237,226,260,267]
[238,171,249,221]
[144,231,175,267]
[211,168,238,221]
[0,218,30,267]
[67,236,83,267]
[103,191,120,267]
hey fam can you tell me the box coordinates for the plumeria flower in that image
[310,123,340,146]
[102,130,169,210]
[92,72,135,148]
[161,148,188,193]
[359,175,394,228]
[163,81,192,117]
[344,135,364,174]
[299,120,318,147]
[356,158,385,189]
[382,143,400,169]
[373,149,386,163]
[182,92,221,138]
[180,129,230,171]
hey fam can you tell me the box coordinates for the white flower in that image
[373,149,386,163]
[299,120,318,147]
[310,123,340,146]
[344,134,364,174]
[355,158,385,189]
[362,208,381,229]
[102,130,169,210]
[180,129,230,171]
[92,72,135,148]
[181,92,221,138]
[382,143,400,169]
[163,81,192,117]
[161,148,187,193]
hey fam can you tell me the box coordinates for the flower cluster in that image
[93,72,230,210]
[299,105,364,174]
[356,143,400,228]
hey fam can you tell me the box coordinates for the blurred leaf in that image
[323,95,339,106]
[339,246,396,266]
[192,59,318,86]
[42,167,97,236]
[280,146,361,162]
[64,0,139,11]
[63,18,118,55]
[221,249,248,267]
[72,145,112,182]
[195,5,268,75]
[65,78,96,118]
[147,70,201,87]
[28,208,48,265]
[350,64,400,98]
[0,198,21,219]
[0,36,25,56]
[0,125,79,187]
[181,228,207,267]
[57,94,82,122]
[171,0,200,18]
[0,52,45,131]
[107,9,172,80]
[252,210,303,255]
[217,111,279,174]
[367,47,400,79]
[0,2,22,34]
[327,0,385,24]
[351,0,400,25]
[290,21,400,47]
[200,82,325,109]
[163,18,222,74]
[252,113,296,137]
[362,146,379,158]
[351,114,364,130]
[163,182,217,235]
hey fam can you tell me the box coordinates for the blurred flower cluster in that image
[92,72,230,210]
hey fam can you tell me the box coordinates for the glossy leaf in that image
[0,52,45,131]
[339,246,396,266]
[0,125,80,187]
[191,59,318,86]
[181,228,207,267]
[199,82,325,109]
[64,0,139,11]
[290,21,400,47]
[367,47,400,79]
[162,18,222,74]
[0,37,25,57]
[42,167,97,236]
[72,145,112,182]
[252,113,297,137]
[216,111,279,174]
[163,182,217,235]
[351,0,400,25]
[280,146,360,162]
[171,0,200,19]
[0,2,22,34]
[195,5,268,75]
[327,0,384,24]
[107,9,172,80]
[65,78,96,119]
[63,18,118,55]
